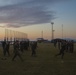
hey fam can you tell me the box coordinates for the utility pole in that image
[53,30,55,39]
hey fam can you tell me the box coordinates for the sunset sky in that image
[0,0,76,40]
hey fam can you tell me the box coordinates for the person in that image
[20,41,24,53]
[12,40,23,61]
[54,40,57,48]
[71,40,74,53]
[2,40,6,56]
[5,41,10,56]
[69,40,74,53]
[55,40,66,59]
[31,41,37,57]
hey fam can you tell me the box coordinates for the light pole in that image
[53,30,55,39]
[51,22,54,40]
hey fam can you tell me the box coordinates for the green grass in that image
[0,43,76,75]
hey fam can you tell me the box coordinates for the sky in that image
[0,0,76,40]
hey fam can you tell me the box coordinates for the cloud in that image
[0,0,67,28]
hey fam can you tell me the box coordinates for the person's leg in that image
[4,48,6,56]
[31,49,34,56]
[18,53,23,61]
[55,50,62,56]
[7,48,10,56]
[61,52,64,59]
[12,53,17,61]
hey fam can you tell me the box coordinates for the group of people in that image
[1,38,75,61]
[53,39,74,59]
[2,41,10,57]
[1,40,38,61]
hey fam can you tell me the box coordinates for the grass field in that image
[0,43,76,75]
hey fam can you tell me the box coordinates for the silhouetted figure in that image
[26,40,30,50]
[24,41,27,50]
[70,40,74,53]
[31,41,37,57]
[2,41,6,56]
[20,41,24,53]
[12,40,23,61]
[5,41,10,56]
[54,40,57,47]
[55,40,66,59]
[65,41,69,52]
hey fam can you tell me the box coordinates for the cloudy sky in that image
[0,0,76,40]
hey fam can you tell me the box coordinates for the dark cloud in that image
[0,0,67,28]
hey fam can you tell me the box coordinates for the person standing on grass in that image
[2,40,6,56]
[5,41,10,56]
[55,40,66,59]
[12,40,23,61]
[70,40,74,53]
[20,41,24,53]
[31,41,37,57]
[54,40,57,48]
